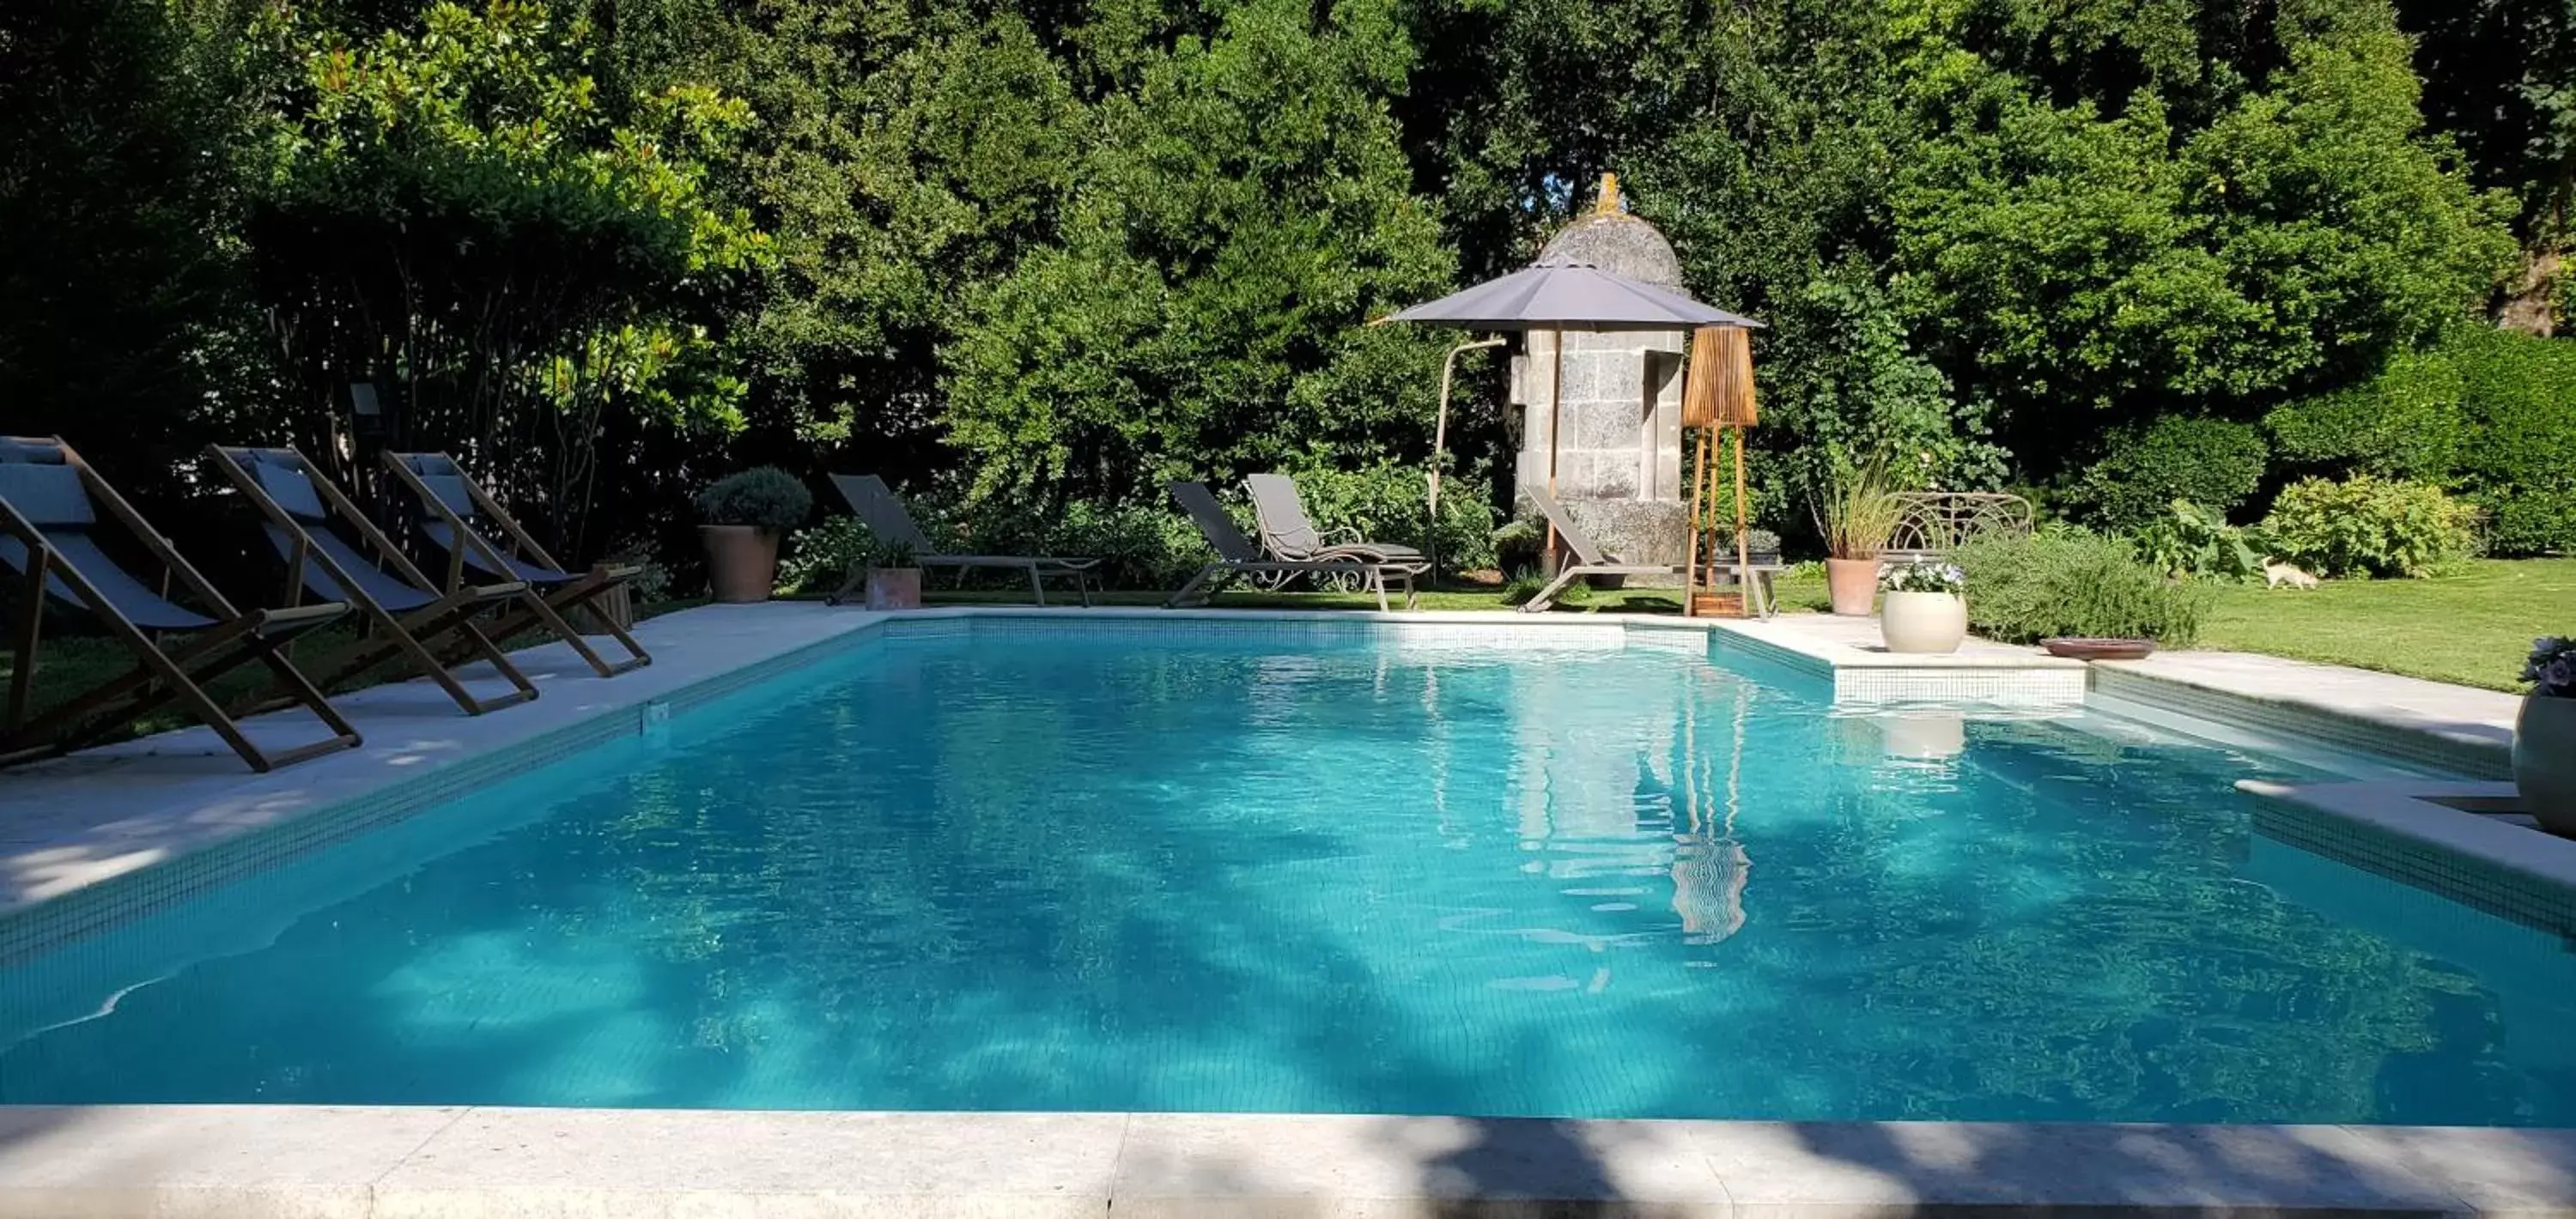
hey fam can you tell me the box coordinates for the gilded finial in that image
[1594,173,1620,215]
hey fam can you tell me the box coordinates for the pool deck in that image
[1,602,2570,1217]
[0,1105,2569,1218]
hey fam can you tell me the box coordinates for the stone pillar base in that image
[1522,495,1692,587]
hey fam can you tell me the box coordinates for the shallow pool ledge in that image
[0,1106,2568,1218]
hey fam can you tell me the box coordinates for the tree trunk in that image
[2497,246,2562,337]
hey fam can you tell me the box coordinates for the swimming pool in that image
[1,622,2568,1125]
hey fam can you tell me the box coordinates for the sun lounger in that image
[823,475,1098,607]
[1517,487,1692,614]
[210,446,538,716]
[1166,482,1422,611]
[0,436,361,772]
[382,452,651,678]
[1242,473,1426,566]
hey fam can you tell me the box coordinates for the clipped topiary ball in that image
[695,466,813,534]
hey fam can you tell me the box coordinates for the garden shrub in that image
[2132,500,2264,581]
[2072,415,2269,531]
[1286,460,1498,572]
[2448,327,2576,555]
[2257,475,2482,579]
[776,516,868,594]
[1951,526,2211,645]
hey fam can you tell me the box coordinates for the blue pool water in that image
[2,626,2570,1124]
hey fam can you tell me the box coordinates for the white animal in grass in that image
[2263,560,2320,591]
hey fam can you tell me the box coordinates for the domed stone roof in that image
[1538,174,1682,289]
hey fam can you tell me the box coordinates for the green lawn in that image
[2196,558,2573,692]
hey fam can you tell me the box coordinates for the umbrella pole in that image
[1544,327,1564,569]
[1733,425,1755,616]
[1431,337,1503,590]
[1685,425,1710,616]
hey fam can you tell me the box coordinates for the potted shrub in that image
[2516,637,2576,834]
[1817,464,1901,616]
[694,467,811,603]
[1880,560,1967,654]
[861,536,923,610]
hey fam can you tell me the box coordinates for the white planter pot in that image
[1880,591,1966,655]
[2513,695,2576,836]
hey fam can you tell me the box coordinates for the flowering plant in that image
[1880,560,1965,594]
[2524,637,2576,698]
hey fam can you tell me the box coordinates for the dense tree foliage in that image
[1,0,2567,577]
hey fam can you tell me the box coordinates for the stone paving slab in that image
[0,1107,2569,1219]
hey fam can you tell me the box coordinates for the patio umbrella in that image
[1378,257,1762,562]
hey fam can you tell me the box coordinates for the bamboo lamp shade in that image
[1682,325,1758,428]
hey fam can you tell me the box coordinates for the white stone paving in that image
[0,1105,2567,1217]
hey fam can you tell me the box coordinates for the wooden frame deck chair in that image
[381,452,650,678]
[823,474,1099,607]
[209,446,537,716]
[1166,482,1420,611]
[1517,487,1690,614]
[0,437,361,772]
[1243,473,1427,567]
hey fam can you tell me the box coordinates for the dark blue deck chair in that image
[209,446,538,716]
[381,452,649,678]
[0,437,361,772]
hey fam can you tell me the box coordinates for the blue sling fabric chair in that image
[0,437,361,772]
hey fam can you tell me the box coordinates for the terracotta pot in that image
[1824,558,1878,616]
[1881,590,1967,654]
[2514,695,2576,836]
[699,525,780,603]
[864,567,922,611]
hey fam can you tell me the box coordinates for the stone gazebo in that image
[1513,179,1691,576]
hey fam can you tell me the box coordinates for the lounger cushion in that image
[0,463,94,527]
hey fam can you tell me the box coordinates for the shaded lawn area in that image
[2196,558,2573,693]
[2,599,709,746]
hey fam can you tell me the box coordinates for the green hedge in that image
[2449,328,2576,555]
[2074,415,2269,531]
[2265,346,2465,480]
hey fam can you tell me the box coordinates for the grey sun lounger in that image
[383,452,652,678]
[210,446,538,717]
[1243,473,1426,566]
[824,474,1098,607]
[0,436,361,772]
[1518,486,1692,614]
[1167,482,1421,611]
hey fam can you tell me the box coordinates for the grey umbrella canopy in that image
[1380,258,1764,331]
[1380,258,1763,571]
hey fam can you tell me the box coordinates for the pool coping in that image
[2235,778,2576,938]
[0,1105,2569,1218]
